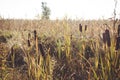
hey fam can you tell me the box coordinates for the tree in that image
[41,2,51,20]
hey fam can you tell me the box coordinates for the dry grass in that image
[0,19,120,80]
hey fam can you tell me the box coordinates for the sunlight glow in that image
[0,0,119,20]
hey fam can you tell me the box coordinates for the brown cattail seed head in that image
[70,34,72,40]
[11,46,14,56]
[0,58,2,67]
[28,33,31,39]
[85,25,87,31]
[27,40,31,47]
[34,30,37,40]
[103,32,107,44]
[38,43,45,59]
[115,36,120,50]
[105,29,111,47]
[28,33,31,47]
[118,24,120,36]
[79,24,82,32]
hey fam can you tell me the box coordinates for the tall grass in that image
[0,19,120,80]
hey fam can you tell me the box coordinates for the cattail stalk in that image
[34,30,39,80]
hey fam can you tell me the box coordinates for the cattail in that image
[115,36,120,50]
[34,30,37,40]
[28,33,31,39]
[11,46,14,56]
[85,25,87,31]
[103,32,107,44]
[38,43,45,59]
[70,34,72,40]
[27,40,31,47]
[105,29,111,47]
[79,24,82,32]
[117,24,120,36]
[28,33,31,47]
[0,58,2,67]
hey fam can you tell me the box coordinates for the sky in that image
[0,0,120,20]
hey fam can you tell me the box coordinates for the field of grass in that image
[0,19,120,80]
